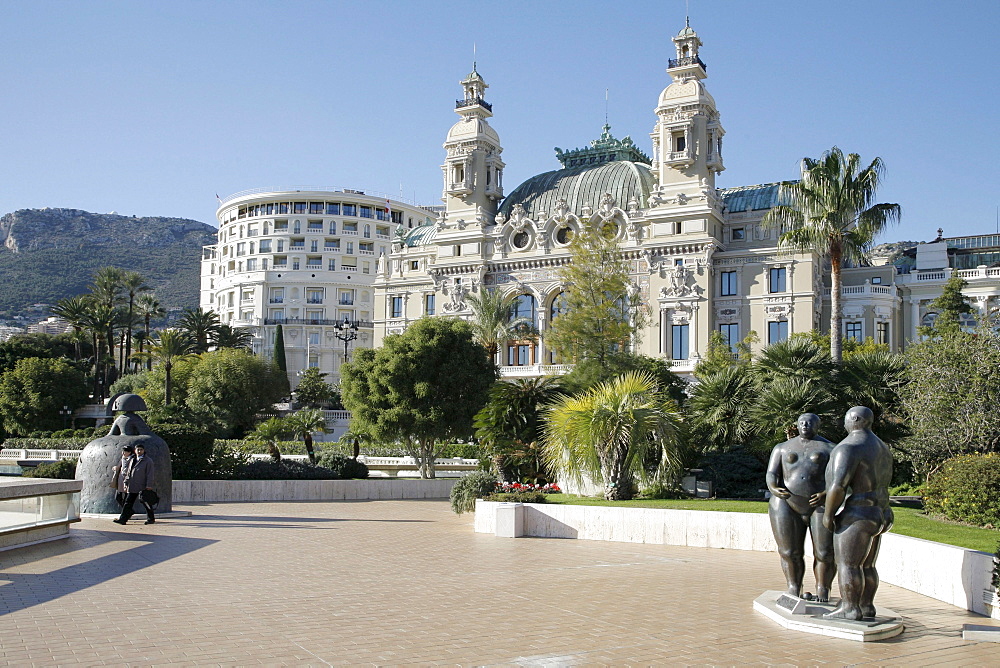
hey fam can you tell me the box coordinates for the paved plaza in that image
[0,499,997,666]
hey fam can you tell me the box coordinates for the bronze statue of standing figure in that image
[823,406,894,620]
[766,413,835,601]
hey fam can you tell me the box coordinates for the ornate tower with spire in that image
[441,66,504,225]
[649,20,725,210]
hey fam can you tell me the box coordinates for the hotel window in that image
[425,294,435,315]
[876,321,889,345]
[274,220,288,231]
[240,310,253,321]
[845,321,863,342]
[309,202,324,214]
[391,296,403,319]
[264,204,274,215]
[259,240,271,252]
[507,344,531,366]
[293,202,307,214]
[341,258,357,270]
[411,260,419,271]
[310,240,318,252]
[768,320,788,344]
[308,332,320,346]
[675,135,686,152]
[671,324,689,360]
[719,323,739,354]
[871,276,882,285]
[277,203,289,214]
[342,204,357,217]
[721,270,737,296]
[270,309,284,320]
[362,261,371,274]
[325,239,340,250]
[339,290,355,305]
[293,221,301,234]
[273,256,287,268]
[328,258,336,271]
[306,289,324,304]
[292,259,300,270]
[326,203,340,215]
[769,267,786,293]
[328,221,337,234]
[347,242,354,254]
[307,220,323,231]
[277,240,285,252]
[732,228,746,240]
[246,258,257,271]
[364,224,371,238]
[306,310,323,321]
[360,206,372,219]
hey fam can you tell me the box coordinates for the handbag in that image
[110,468,120,490]
[139,489,160,510]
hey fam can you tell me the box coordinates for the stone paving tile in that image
[0,499,997,665]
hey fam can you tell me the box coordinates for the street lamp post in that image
[59,405,72,430]
[335,316,359,362]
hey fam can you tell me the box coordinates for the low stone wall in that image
[173,478,457,503]
[474,501,999,618]
[0,478,82,552]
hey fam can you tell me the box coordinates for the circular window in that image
[512,231,530,249]
[556,226,574,245]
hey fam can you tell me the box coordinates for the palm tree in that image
[286,409,327,464]
[79,301,118,401]
[178,308,222,354]
[836,348,908,445]
[762,147,901,363]
[135,294,166,370]
[133,330,192,405]
[543,371,682,500]
[474,376,562,482]
[121,271,150,371]
[250,416,292,461]
[214,324,254,350]
[686,365,757,453]
[50,295,93,361]
[465,289,536,362]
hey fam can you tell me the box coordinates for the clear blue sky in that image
[3,0,998,243]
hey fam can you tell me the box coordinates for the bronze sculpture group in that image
[766,407,894,621]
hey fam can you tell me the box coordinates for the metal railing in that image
[218,187,425,208]
[668,55,707,70]
[456,97,492,112]
[263,318,372,328]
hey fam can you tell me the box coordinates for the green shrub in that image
[22,459,77,479]
[640,480,688,500]
[889,482,924,497]
[315,453,368,479]
[4,437,90,450]
[924,453,1000,528]
[205,441,252,479]
[449,471,498,514]
[233,459,342,480]
[155,423,215,479]
[485,491,548,504]
[697,447,768,499]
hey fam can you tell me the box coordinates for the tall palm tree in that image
[214,324,254,350]
[133,330,192,405]
[465,289,536,362]
[50,294,93,361]
[286,409,327,464]
[135,294,166,370]
[178,308,222,354]
[121,271,150,372]
[79,301,118,401]
[762,147,901,363]
[543,371,682,500]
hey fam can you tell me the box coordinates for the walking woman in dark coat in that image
[113,444,156,525]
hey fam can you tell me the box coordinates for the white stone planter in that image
[986,588,1000,620]
[474,500,999,618]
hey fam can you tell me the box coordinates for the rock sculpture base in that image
[753,590,904,642]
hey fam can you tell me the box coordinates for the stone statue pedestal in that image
[753,591,904,642]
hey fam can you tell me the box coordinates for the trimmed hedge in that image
[215,439,484,459]
[156,424,215,479]
[315,453,368,479]
[22,459,77,479]
[233,459,344,480]
[924,452,1000,528]
[3,437,90,450]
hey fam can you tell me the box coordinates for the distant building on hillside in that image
[26,316,70,336]
[0,326,25,342]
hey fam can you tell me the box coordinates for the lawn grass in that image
[544,494,1000,553]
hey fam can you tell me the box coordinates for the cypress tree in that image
[273,324,291,397]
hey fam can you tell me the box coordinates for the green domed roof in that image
[499,160,655,220]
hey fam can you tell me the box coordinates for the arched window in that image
[550,292,568,321]
[513,294,537,329]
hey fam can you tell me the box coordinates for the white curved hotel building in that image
[200,189,437,387]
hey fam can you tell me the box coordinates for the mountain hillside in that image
[0,208,216,320]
